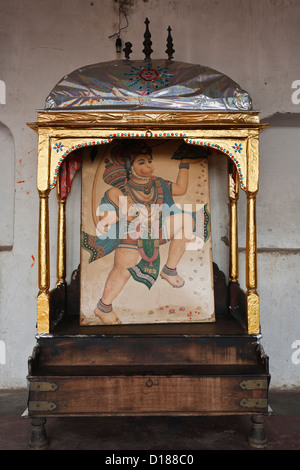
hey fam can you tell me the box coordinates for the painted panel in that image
[80,139,215,325]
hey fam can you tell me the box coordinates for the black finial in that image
[123,42,132,60]
[166,26,175,60]
[143,18,153,60]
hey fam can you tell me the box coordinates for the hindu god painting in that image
[80,139,215,325]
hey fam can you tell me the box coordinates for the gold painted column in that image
[228,160,239,284]
[37,132,51,334]
[37,189,50,334]
[56,178,67,287]
[246,134,260,335]
[55,178,67,317]
[246,192,259,334]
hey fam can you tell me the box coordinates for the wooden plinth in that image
[26,267,270,448]
[27,314,270,417]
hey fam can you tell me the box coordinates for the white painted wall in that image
[0,123,15,247]
[0,0,299,389]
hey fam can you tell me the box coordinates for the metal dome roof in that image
[45,58,252,112]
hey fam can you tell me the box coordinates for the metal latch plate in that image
[240,398,268,409]
[28,401,57,412]
[239,379,268,390]
[30,381,58,392]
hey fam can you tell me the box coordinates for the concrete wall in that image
[0,0,299,389]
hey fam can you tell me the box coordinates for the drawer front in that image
[28,375,269,416]
[37,337,259,367]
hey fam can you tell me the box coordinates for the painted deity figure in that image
[82,140,210,325]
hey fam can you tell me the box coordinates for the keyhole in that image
[145,378,153,387]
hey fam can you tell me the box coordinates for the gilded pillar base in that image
[37,290,50,334]
[246,291,260,335]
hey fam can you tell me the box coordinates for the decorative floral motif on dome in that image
[124,62,173,95]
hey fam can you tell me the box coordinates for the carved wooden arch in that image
[48,133,248,192]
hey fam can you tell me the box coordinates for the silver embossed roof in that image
[45,59,252,111]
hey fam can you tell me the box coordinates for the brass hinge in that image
[30,381,58,392]
[239,379,268,390]
[239,398,268,409]
[28,401,57,412]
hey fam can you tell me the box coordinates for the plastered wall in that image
[0,0,299,389]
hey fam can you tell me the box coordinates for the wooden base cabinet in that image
[26,313,270,449]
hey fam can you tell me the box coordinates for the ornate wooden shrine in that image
[24,21,271,450]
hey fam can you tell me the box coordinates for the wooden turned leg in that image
[29,418,49,450]
[248,414,267,449]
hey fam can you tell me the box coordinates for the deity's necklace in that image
[128,175,155,196]
[126,182,156,206]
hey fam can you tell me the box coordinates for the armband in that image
[179,162,190,170]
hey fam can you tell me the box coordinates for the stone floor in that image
[0,388,299,451]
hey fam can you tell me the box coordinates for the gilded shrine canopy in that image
[45,59,252,112]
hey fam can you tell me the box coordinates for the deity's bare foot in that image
[160,265,185,288]
[94,308,122,325]
[94,299,122,325]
